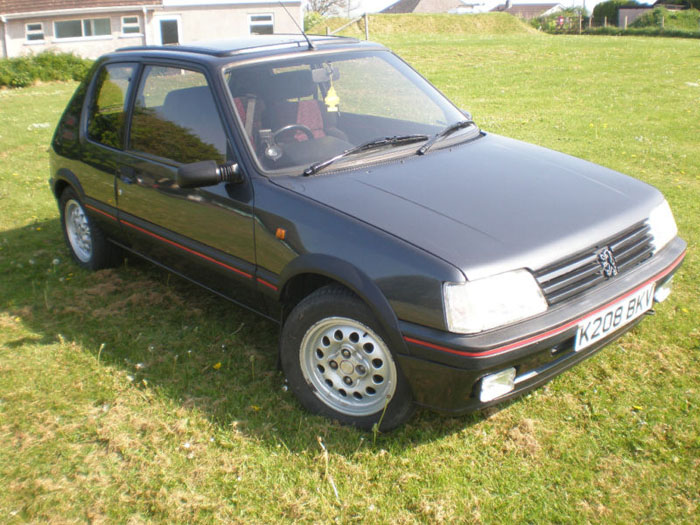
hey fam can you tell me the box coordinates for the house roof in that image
[381,0,467,14]
[490,3,561,18]
[1,0,159,16]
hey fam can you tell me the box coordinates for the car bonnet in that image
[273,133,662,281]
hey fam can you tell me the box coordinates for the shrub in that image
[630,7,700,30]
[531,7,587,33]
[0,51,93,89]
[304,11,325,32]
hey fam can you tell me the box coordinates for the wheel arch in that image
[52,168,86,201]
[278,254,408,357]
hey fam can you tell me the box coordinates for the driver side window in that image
[128,66,229,164]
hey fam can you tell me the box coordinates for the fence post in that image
[661,15,664,29]
[326,26,330,35]
[604,16,607,28]
[624,15,628,29]
[364,12,369,40]
[579,15,582,34]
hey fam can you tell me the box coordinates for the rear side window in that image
[86,63,137,149]
[128,66,228,164]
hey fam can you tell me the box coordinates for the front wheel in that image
[281,285,415,431]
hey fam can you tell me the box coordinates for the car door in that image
[116,63,261,310]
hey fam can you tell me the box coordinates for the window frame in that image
[25,22,45,43]
[121,16,141,36]
[248,13,274,35]
[53,17,112,41]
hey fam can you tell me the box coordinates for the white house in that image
[490,2,564,20]
[0,0,303,59]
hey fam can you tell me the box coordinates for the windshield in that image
[224,50,472,174]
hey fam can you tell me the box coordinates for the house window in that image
[25,22,45,42]
[248,14,273,35]
[54,18,111,39]
[121,16,140,35]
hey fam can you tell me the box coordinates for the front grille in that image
[535,221,654,306]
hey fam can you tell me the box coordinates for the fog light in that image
[479,367,516,402]
[654,278,673,303]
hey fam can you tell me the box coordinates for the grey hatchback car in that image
[50,35,686,430]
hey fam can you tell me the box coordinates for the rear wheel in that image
[59,188,122,270]
[281,285,415,431]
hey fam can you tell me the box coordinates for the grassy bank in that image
[1,31,698,522]
[310,12,537,37]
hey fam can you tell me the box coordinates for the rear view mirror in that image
[312,66,340,83]
[177,161,243,188]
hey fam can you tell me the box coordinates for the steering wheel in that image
[272,124,314,142]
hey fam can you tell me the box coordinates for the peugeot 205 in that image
[49,35,686,430]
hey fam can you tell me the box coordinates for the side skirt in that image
[109,239,281,325]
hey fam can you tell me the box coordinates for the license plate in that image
[574,282,655,352]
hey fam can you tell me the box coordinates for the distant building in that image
[0,0,302,59]
[490,2,564,20]
[618,7,652,26]
[381,0,480,14]
[652,1,687,10]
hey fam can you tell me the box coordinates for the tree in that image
[306,0,348,17]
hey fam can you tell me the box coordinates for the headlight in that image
[648,200,677,253]
[444,269,548,334]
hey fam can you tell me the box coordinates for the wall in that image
[162,4,302,45]
[618,8,652,27]
[1,3,302,59]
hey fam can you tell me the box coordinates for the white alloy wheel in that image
[299,316,397,416]
[64,199,93,263]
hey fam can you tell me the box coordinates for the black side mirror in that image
[177,161,243,188]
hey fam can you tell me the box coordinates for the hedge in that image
[0,52,93,89]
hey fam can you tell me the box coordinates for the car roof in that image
[113,34,386,65]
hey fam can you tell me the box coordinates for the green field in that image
[1,29,699,522]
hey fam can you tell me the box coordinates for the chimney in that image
[505,0,512,8]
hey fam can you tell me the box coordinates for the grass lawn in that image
[1,31,698,522]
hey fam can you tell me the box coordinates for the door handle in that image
[119,165,136,184]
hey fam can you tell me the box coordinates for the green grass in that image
[1,30,699,522]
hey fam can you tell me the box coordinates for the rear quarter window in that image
[86,63,137,149]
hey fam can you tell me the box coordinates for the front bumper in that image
[397,237,687,414]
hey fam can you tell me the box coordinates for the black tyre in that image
[280,285,415,431]
[59,188,122,271]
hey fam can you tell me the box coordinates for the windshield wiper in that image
[303,134,429,176]
[417,120,476,156]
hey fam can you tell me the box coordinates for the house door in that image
[157,17,180,45]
